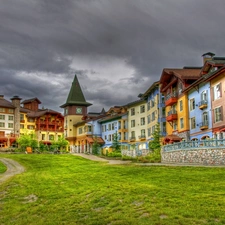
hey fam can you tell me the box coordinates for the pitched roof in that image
[0,98,15,108]
[21,98,41,104]
[26,108,63,118]
[60,75,92,108]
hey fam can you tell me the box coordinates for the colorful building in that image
[160,67,201,143]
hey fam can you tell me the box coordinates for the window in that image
[131,120,135,128]
[108,135,112,141]
[131,131,135,138]
[8,115,14,121]
[213,83,222,100]
[147,115,151,124]
[87,126,92,132]
[104,135,107,140]
[0,122,5,127]
[49,135,54,141]
[202,112,208,124]
[102,125,105,132]
[20,114,24,121]
[0,115,5,120]
[173,122,177,130]
[148,128,151,137]
[151,100,155,108]
[152,125,155,133]
[190,98,195,111]
[42,134,45,140]
[108,124,111,131]
[27,125,34,130]
[78,127,82,134]
[179,100,183,111]
[140,129,145,137]
[178,82,183,95]
[8,108,14,113]
[180,118,184,129]
[8,123,13,128]
[214,106,223,122]
[28,118,34,122]
[64,108,68,115]
[0,108,5,112]
[140,105,145,113]
[140,117,145,126]
[147,102,150,111]
[151,112,155,121]
[112,123,115,130]
[190,117,196,129]
[20,124,24,129]
[201,90,207,101]
[131,108,135,116]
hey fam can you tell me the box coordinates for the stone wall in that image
[161,148,225,165]
[122,149,151,158]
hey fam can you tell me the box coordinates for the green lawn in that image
[0,154,225,225]
[0,161,7,173]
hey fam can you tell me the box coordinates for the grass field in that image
[0,154,225,225]
[0,161,7,173]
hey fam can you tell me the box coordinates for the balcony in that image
[165,93,178,107]
[166,110,178,122]
[138,135,146,140]
[129,136,136,142]
[198,100,208,110]
[199,121,208,130]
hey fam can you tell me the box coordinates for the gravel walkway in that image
[0,158,25,184]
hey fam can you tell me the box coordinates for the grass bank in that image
[0,154,225,225]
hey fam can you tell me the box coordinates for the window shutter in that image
[219,83,222,98]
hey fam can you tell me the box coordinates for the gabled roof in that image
[0,98,15,108]
[26,108,63,118]
[21,98,41,104]
[160,68,201,92]
[98,112,127,123]
[60,75,92,108]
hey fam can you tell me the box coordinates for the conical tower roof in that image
[60,75,92,108]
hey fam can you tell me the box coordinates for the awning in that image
[0,137,7,142]
[10,137,17,143]
[86,137,105,144]
[163,135,182,144]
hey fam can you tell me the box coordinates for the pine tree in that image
[149,123,161,151]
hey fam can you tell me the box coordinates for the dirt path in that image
[0,158,25,184]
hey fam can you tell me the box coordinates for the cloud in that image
[1,0,225,112]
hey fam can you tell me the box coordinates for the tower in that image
[60,75,92,146]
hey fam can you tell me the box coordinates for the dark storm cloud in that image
[1,0,225,111]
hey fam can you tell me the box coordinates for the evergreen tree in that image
[112,131,121,152]
[149,123,161,151]
[92,136,100,155]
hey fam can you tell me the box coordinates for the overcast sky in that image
[1,0,225,113]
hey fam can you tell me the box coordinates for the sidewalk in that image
[72,153,131,165]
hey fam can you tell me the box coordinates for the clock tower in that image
[60,75,92,146]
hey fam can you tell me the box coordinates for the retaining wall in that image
[161,148,225,165]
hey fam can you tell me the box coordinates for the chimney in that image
[11,96,22,136]
[0,95,4,99]
[202,52,215,65]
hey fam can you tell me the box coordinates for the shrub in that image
[107,152,122,157]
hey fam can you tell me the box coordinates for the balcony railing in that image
[138,135,146,140]
[165,92,178,106]
[198,100,208,109]
[199,121,208,130]
[166,110,177,122]
[129,136,136,141]
[162,139,225,152]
